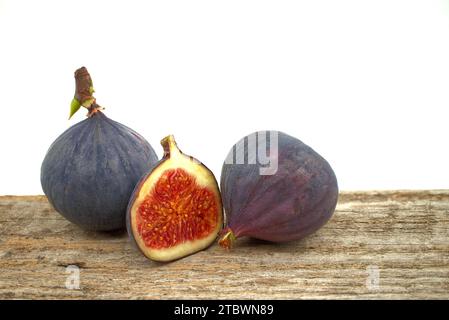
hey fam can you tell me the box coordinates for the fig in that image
[41,67,158,231]
[127,135,223,262]
[218,131,338,249]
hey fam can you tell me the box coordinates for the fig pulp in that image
[41,67,158,231]
[127,135,223,262]
[219,131,338,249]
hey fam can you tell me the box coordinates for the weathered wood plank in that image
[0,191,448,299]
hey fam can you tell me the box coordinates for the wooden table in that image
[0,191,448,299]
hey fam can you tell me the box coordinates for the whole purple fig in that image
[41,67,158,231]
[218,131,338,249]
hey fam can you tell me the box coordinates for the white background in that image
[1,0,448,195]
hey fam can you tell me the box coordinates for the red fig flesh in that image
[127,136,223,261]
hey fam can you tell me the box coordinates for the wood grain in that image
[0,191,448,299]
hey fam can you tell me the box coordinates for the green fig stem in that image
[218,229,236,250]
[70,67,102,119]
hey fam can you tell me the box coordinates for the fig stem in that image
[70,66,102,119]
[161,135,181,158]
[218,229,236,250]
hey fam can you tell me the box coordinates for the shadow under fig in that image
[233,235,311,252]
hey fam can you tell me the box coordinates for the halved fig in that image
[127,135,223,262]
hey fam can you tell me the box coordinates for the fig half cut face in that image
[128,135,223,262]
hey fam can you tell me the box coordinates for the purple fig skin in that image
[220,131,338,244]
[41,112,159,231]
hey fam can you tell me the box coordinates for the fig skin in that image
[220,131,338,246]
[41,112,158,231]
